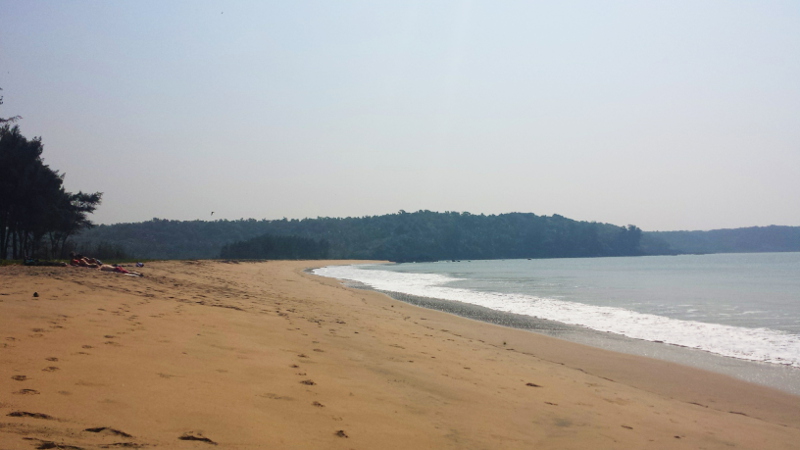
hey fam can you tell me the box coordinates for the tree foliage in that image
[0,125,102,259]
[75,211,652,262]
[651,226,800,254]
[0,88,21,124]
[220,234,330,260]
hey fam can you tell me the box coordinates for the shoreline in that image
[304,266,800,419]
[2,260,799,449]
[315,258,800,396]
[337,279,800,396]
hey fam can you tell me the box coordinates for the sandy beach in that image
[2,260,799,449]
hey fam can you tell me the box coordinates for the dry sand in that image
[1,260,799,449]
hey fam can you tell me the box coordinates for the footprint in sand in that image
[42,366,59,372]
[258,393,294,400]
[13,389,40,395]
[11,375,28,381]
[84,426,133,437]
[179,433,217,445]
[7,411,54,420]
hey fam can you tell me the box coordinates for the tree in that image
[0,124,102,259]
[0,88,22,124]
[613,225,643,256]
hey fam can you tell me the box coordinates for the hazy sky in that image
[2,1,798,231]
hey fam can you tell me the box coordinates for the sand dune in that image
[1,260,799,449]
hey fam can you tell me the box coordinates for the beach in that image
[2,260,799,449]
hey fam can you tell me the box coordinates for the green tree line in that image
[74,211,658,262]
[650,226,800,254]
[219,234,330,260]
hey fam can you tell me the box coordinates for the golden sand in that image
[1,260,799,449]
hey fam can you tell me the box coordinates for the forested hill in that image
[650,226,800,255]
[73,211,668,261]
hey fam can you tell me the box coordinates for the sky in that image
[1,1,798,231]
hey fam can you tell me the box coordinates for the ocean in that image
[313,253,800,395]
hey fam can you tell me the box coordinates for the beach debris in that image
[33,292,39,297]
[526,382,542,387]
[621,425,633,430]
[11,375,28,381]
[300,379,316,385]
[312,401,325,407]
[179,432,217,445]
[335,430,349,438]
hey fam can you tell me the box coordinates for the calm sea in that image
[314,253,800,394]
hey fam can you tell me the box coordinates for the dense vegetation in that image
[74,212,800,262]
[0,121,102,260]
[74,211,656,262]
[220,234,330,260]
[651,226,800,254]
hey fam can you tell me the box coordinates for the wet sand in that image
[1,260,799,449]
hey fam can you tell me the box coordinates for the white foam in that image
[314,265,800,367]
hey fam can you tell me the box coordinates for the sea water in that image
[313,253,800,394]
